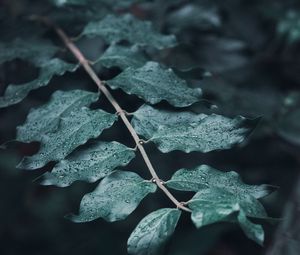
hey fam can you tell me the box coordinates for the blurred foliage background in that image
[0,0,300,254]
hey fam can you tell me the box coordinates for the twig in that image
[32,15,191,213]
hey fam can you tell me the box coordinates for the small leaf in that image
[0,38,58,65]
[17,107,117,170]
[17,90,99,143]
[166,165,272,199]
[131,104,254,153]
[0,59,78,108]
[98,44,147,69]
[107,62,202,107]
[188,187,266,245]
[238,210,264,245]
[69,170,156,222]
[41,141,135,187]
[127,208,181,255]
[79,14,177,49]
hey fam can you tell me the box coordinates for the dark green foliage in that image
[1,0,299,255]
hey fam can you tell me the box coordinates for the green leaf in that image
[41,141,135,187]
[0,38,58,65]
[238,210,264,245]
[98,44,147,69]
[107,62,202,107]
[79,14,177,49]
[188,187,266,245]
[277,10,300,43]
[131,104,254,153]
[0,59,78,108]
[127,208,181,255]
[17,90,99,143]
[69,170,156,222]
[166,165,272,199]
[17,107,117,170]
[50,0,141,8]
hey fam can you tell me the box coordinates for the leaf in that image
[41,141,135,187]
[277,10,300,44]
[166,165,273,199]
[69,170,156,222]
[17,90,99,143]
[127,208,181,255]
[238,210,264,245]
[167,4,221,32]
[79,14,177,49]
[0,59,78,108]
[17,107,117,170]
[131,104,254,153]
[0,38,58,65]
[188,187,266,245]
[98,44,147,69]
[51,0,141,9]
[107,62,202,107]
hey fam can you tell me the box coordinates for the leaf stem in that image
[35,16,191,213]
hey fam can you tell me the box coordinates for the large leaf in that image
[69,170,156,222]
[98,44,147,69]
[131,104,254,153]
[0,38,58,65]
[166,165,272,199]
[17,107,117,170]
[127,208,181,255]
[0,59,78,108]
[79,14,177,49]
[107,62,202,107]
[41,141,135,187]
[17,90,99,143]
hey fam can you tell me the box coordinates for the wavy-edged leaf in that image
[69,170,156,222]
[0,59,78,108]
[131,104,254,153]
[166,165,273,199]
[41,141,135,187]
[188,188,266,245]
[128,208,181,255]
[17,107,117,170]
[79,14,177,49]
[238,210,264,245]
[107,62,202,107]
[98,44,147,69]
[17,90,99,143]
[0,38,58,65]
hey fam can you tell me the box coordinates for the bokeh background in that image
[0,0,300,254]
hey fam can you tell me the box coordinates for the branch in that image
[33,16,191,213]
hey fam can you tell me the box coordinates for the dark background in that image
[0,0,300,254]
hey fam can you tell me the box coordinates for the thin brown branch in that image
[33,16,191,213]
